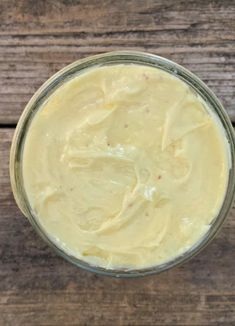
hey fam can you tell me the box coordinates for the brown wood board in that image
[0,0,234,124]
[0,1,235,325]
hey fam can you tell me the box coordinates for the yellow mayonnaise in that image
[23,65,229,269]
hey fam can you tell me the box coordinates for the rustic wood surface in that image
[0,1,235,325]
[0,0,235,124]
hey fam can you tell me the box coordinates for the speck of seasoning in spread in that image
[143,73,149,80]
[124,124,128,128]
[158,175,162,180]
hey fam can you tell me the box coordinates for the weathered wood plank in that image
[1,1,235,325]
[0,0,234,124]
[1,128,235,325]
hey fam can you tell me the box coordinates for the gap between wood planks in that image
[0,123,16,128]
[1,122,235,129]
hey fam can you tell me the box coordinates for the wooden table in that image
[1,1,235,325]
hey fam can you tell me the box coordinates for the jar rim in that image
[10,51,235,277]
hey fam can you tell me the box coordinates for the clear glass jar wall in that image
[10,52,235,277]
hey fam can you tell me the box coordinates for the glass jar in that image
[10,51,235,277]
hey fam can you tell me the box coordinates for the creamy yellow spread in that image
[23,64,229,269]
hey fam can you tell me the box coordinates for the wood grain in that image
[1,1,235,325]
[0,0,235,124]
[1,130,235,325]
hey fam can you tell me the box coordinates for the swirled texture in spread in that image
[23,65,229,269]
